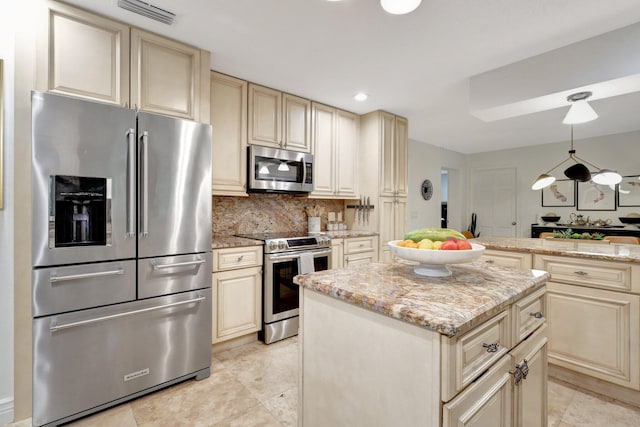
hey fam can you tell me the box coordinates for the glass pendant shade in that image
[531,174,556,190]
[562,99,598,124]
[380,0,422,14]
[592,169,622,185]
[564,163,591,182]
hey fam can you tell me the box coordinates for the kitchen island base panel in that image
[549,364,640,409]
[299,289,441,427]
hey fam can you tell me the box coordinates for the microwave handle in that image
[301,157,307,185]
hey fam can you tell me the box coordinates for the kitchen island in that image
[294,261,549,426]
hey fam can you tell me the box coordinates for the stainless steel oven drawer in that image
[32,260,136,317]
[138,253,212,299]
[33,289,211,427]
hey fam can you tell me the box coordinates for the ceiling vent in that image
[117,0,176,25]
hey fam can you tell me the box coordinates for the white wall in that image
[407,140,466,232]
[467,130,640,237]
[0,6,16,424]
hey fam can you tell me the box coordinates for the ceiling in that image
[63,0,640,154]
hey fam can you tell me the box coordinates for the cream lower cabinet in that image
[248,83,311,152]
[344,236,378,266]
[379,196,407,263]
[479,249,532,271]
[310,103,359,198]
[534,254,640,391]
[330,238,344,269]
[38,1,209,122]
[212,246,263,344]
[210,71,248,196]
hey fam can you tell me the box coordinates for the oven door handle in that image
[267,249,332,261]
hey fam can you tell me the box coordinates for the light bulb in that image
[380,0,422,15]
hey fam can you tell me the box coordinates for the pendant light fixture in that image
[562,91,598,124]
[380,0,422,15]
[531,126,622,190]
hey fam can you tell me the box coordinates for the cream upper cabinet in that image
[310,103,359,199]
[248,83,311,152]
[37,1,130,105]
[379,113,408,198]
[210,72,248,196]
[38,1,210,122]
[130,28,205,121]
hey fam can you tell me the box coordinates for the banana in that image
[404,227,466,243]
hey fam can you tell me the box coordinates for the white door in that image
[471,168,517,237]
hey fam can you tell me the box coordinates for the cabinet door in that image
[547,281,640,389]
[510,325,548,427]
[211,72,248,196]
[443,356,513,427]
[379,197,396,256]
[344,252,376,267]
[212,267,262,343]
[248,84,282,148]
[379,112,396,197]
[394,198,408,243]
[130,28,201,121]
[283,93,311,152]
[394,116,408,197]
[310,103,336,197]
[331,239,344,270]
[39,2,130,105]
[336,110,359,198]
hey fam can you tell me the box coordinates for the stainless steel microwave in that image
[248,145,313,193]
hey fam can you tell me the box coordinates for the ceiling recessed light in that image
[353,92,368,102]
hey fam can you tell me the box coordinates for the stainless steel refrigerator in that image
[31,91,212,427]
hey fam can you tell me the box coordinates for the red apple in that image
[457,240,472,250]
[441,240,459,250]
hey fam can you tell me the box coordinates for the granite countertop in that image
[474,236,640,263]
[212,235,263,249]
[324,230,379,239]
[294,261,548,337]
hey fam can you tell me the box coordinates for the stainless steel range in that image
[236,232,332,344]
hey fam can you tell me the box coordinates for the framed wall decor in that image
[617,175,640,207]
[541,179,575,207]
[577,180,616,211]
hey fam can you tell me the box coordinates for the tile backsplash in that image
[213,194,345,235]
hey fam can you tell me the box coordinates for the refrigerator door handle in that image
[49,294,206,332]
[126,128,136,238]
[151,259,205,270]
[49,268,125,283]
[140,131,149,237]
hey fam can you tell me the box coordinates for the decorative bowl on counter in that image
[619,216,640,225]
[388,240,485,277]
[540,215,561,223]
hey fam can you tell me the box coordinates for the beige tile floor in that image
[8,336,640,427]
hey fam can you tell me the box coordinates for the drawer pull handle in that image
[237,255,244,262]
[530,311,544,319]
[483,343,500,353]
[152,259,205,270]
[574,270,588,275]
[50,268,125,283]
[485,259,495,264]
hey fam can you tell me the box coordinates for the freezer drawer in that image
[138,252,212,299]
[33,289,212,427]
[32,260,136,317]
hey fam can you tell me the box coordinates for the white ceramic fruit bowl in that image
[388,240,486,277]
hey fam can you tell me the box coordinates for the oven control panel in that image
[265,236,330,254]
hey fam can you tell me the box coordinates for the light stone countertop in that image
[294,261,548,337]
[212,235,263,249]
[473,236,640,263]
[323,230,379,239]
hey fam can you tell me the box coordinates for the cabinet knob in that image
[530,311,544,319]
[485,259,495,264]
[482,343,500,353]
[509,359,529,386]
[509,367,524,386]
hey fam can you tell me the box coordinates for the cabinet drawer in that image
[480,250,532,271]
[534,254,636,293]
[213,246,263,272]
[344,236,376,254]
[441,310,511,402]
[512,287,546,344]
